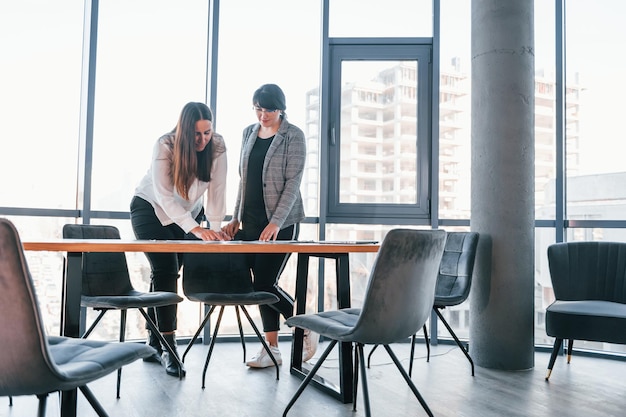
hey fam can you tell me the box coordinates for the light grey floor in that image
[3,340,625,417]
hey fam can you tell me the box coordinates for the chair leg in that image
[8,396,12,406]
[423,323,430,362]
[383,345,434,417]
[546,337,563,380]
[235,306,246,362]
[79,385,109,417]
[353,342,359,411]
[36,393,47,417]
[240,306,280,380]
[434,308,474,376]
[202,306,225,389]
[283,340,338,417]
[366,344,379,368]
[116,309,127,399]
[82,309,108,339]
[567,339,574,364]
[409,333,417,377]
[181,305,216,362]
[356,343,372,417]
[138,308,185,379]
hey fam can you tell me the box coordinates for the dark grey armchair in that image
[282,229,447,417]
[62,224,186,396]
[545,241,626,380]
[0,218,156,417]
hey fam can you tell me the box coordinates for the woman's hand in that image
[221,220,240,239]
[259,223,280,241]
[191,226,230,241]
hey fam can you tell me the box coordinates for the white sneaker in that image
[302,329,319,362]
[246,343,282,368]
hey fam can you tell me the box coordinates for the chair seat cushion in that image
[546,300,626,344]
[82,290,183,309]
[46,336,156,390]
[185,291,279,306]
[286,308,362,341]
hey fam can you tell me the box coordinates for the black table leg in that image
[60,252,82,417]
[290,253,354,404]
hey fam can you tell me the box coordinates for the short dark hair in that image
[252,84,286,111]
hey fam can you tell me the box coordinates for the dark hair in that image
[252,84,286,111]
[172,102,215,199]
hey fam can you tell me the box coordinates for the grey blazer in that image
[233,117,306,229]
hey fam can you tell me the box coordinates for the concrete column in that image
[470,0,535,370]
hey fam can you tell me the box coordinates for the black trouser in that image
[235,223,298,332]
[130,196,202,333]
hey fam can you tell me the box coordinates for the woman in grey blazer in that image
[222,84,316,368]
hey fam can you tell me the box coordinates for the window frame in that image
[324,38,434,224]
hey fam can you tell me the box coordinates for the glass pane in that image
[329,0,432,38]
[339,60,418,204]
[217,0,321,218]
[566,0,626,220]
[0,2,83,209]
[439,0,471,219]
[11,216,76,336]
[534,1,557,220]
[91,0,209,212]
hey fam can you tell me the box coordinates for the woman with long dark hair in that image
[130,102,228,377]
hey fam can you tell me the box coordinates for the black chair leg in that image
[235,306,246,362]
[383,345,434,417]
[36,394,47,417]
[138,308,185,379]
[240,306,280,380]
[423,323,430,362]
[567,339,574,364]
[79,385,109,417]
[356,343,372,417]
[353,342,359,411]
[283,340,338,417]
[546,337,563,380]
[181,305,216,362]
[116,309,127,399]
[366,344,379,368]
[8,396,12,406]
[434,308,474,376]
[409,333,417,377]
[82,309,108,339]
[202,306,225,389]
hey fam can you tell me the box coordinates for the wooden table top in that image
[22,239,381,254]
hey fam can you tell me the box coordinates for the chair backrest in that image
[62,224,134,296]
[0,218,66,396]
[434,232,479,306]
[548,241,626,304]
[182,249,254,295]
[353,229,447,345]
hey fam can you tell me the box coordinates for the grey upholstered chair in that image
[62,224,186,397]
[367,231,479,376]
[545,241,626,380]
[283,229,447,417]
[181,249,281,386]
[0,218,156,417]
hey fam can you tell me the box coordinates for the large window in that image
[325,42,433,223]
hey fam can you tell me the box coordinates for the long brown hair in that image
[171,102,216,200]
